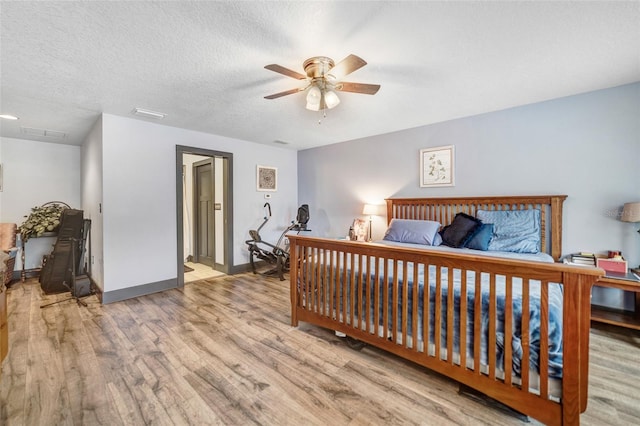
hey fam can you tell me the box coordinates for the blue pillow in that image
[383,219,441,246]
[464,223,494,251]
[476,209,541,253]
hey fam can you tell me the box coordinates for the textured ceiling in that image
[1,1,639,150]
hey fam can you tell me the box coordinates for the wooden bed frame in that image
[288,195,603,425]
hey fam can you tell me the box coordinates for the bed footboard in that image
[288,236,601,426]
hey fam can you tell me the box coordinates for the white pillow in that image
[383,219,442,246]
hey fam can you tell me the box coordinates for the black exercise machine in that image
[245,203,309,280]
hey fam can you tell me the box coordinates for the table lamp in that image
[362,204,378,242]
[621,201,640,268]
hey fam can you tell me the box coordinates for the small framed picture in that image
[420,145,454,187]
[352,218,367,241]
[257,165,277,191]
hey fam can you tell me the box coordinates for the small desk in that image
[20,232,57,282]
[592,270,640,330]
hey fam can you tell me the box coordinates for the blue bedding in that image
[323,242,563,379]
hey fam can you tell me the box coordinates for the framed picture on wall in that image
[257,165,277,191]
[420,145,455,187]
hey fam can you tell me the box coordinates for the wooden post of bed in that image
[550,196,565,261]
[561,271,594,425]
[289,237,299,327]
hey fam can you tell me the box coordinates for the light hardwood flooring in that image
[1,274,640,425]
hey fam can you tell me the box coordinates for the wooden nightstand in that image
[591,270,640,330]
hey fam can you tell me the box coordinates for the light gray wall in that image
[100,114,297,295]
[298,82,640,309]
[0,137,81,270]
[81,117,104,290]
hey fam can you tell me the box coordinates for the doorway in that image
[176,146,233,287]
[193,158,215,267]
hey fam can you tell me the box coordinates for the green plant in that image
[19,202,69,243]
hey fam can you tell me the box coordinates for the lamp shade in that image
[621,202,640,223]
[362,204,378,216]
[305,86,322,111]
[324,89,340,109]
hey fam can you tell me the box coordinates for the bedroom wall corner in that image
[100,114,298,297]
[81,115,105,292]
[0,136,81,272]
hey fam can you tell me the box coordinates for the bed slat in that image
[504,276,513,386]
[446,267,455,364]
[488,273,497,380]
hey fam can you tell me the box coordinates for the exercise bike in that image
[245,203,309,280]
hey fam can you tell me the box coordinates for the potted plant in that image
[18,202,70,243]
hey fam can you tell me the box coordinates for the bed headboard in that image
[385,195,567,261]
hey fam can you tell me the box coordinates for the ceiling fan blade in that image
[328,54,367,79]
[264,88,302,99]
[264,64,306,80]
[335,82,381,95]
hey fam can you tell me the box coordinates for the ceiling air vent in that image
[20,127,66,139]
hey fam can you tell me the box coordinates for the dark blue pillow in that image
[440,213,482,248]
[464,223,494,251]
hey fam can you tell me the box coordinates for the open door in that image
[193,158,215,267]
[176,146,233,287]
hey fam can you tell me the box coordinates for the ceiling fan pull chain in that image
[318,109,328,125]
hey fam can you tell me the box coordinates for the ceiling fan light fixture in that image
[324,90,340,109]
[265,54,379,113]
[306,85,322,111]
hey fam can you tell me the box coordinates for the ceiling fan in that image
[264,54,380,111]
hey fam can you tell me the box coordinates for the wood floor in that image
[1,274,639,425]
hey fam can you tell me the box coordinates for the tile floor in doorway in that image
[184,261,225,283]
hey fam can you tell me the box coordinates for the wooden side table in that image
[591,270,640,330]
[20,232,57,282]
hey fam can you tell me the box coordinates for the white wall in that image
[0,137,81,270]
[81,117,104,290]
[298,82,640,309]
[182,154,199,261]
[100,114,297,294]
